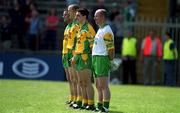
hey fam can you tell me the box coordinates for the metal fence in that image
[124,17,180,85]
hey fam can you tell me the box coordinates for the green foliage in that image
[0,80,180,113]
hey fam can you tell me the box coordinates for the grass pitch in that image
[0,79,180,113]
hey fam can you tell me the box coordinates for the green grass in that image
[0,79,180,113]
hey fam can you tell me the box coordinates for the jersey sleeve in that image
[71,24,80,49]
[104,32,114,50]
[87,24,96,48]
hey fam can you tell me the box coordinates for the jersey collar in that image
[99,23,107,28]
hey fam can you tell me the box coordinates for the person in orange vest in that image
[163,32,178,86]
[141,30,162,85]
[121,30,137,84]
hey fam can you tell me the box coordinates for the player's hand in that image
[110,58,122,71]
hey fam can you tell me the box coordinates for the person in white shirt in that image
[92,9,115,113]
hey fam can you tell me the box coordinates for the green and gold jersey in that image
[75,22,95,54]
[62,23,72,54]
[88,23,96,48]
[67,20,80,50]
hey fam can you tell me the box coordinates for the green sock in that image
[103,101,109,109]
[77,101,82,107]
[97,102,103,109]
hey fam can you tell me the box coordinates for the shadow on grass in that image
[110,110,124,113]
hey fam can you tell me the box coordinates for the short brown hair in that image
[77,8,89,19]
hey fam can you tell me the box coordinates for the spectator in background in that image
[163,32,178,86]
[9,2,25,49]
[25,3,37,35]
[0,15,12,49]
[24,2,38,48]
[44,8,59,50]
[26,10,42,51]
[123,0,136,22]
[121,30,137,84]
[141,30,162,85]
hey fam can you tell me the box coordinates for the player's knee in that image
[85,80,91,87]
[101,85,108,90]
[68,79,72,83]
[79,80,83,86]
[97,84,103,90]
[95,83,100,89]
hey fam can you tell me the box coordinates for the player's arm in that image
[104,32,115,60]
[87,24,96,50]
